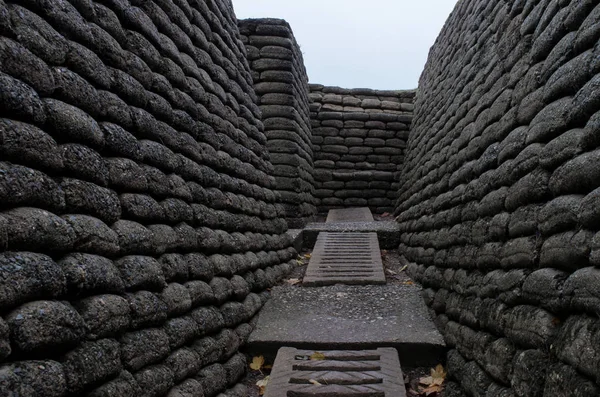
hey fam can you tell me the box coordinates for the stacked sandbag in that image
[0,0,296,395]
[238,18,317,228]
[310,85,415,214]
[397,0,600,395]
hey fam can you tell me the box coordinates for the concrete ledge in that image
[303,222,401,249]
[286,229,304,253]
[247,284,446,368]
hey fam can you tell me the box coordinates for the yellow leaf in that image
[303,253,311,259]
[309,379,322,386]
[399,265,408,272]
[256,376,269,395]
[431,364,447,384]
[422,384,442,396]
[403,280,415,285]
[309,352,326,361]
[250,356,265,371]
[419,376,434,386]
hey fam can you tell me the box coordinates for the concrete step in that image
[326,207,374,223]
[303,232,385,286]
[247,284,446,368]
[303,222,400,249]
[265,347,406,397]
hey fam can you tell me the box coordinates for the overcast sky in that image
[232,0,459,90]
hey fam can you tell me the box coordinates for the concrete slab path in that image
[303,232,386,286]
[303,221,401,249]
[326,207,374,223]
[265,347,406,397]
[247,284,445,367]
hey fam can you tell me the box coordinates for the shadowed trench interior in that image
[1,0,600,396]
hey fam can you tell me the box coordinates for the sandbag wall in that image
[238,18,317,228]
[310,85,414,214]
[397,0,600,396]
[0,0,297,396]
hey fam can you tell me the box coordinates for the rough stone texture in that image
[310,85,415,214]
[0,0,296,395]
[397,1,600,395]
[247,284,445,368]
[238,19,317,228]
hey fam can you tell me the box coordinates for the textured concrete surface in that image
[265,347,406,397]
[326,207,374,223]
[286,229,304,253]
[303,222,401,249]
[248,284,445,367]
[303,232,385,286]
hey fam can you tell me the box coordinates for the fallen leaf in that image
[422,384,442,396]
[419,376,434,386]
[385,268,397,275]
[403,280,415,285]
[303,253,311,259]
[430,364,446,385]
[309,379,322,386]
[310,352,326,361]
[399,265,408,272]
[256,376,270,395]
[286,278,301,285]
[250,356,265,371]
[418,364,446,395]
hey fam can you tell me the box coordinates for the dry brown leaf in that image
[310,352,326,361]
[256,376,269,395]
[419,376,434,386]
[286,278,301,285]
[309,379,322,386]
[403,280,415,285]
[418,364,446,396]
[422,384,442,396]
[430,364,447,385]
[250,356,265,371]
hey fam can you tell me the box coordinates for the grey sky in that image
[232,0,459,90]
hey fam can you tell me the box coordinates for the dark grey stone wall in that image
[311,85,415,214]
[0,0,296,395]
[238,18,317,228]
[397,0,600,396]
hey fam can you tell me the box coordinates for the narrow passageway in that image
[248,208,445,396]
